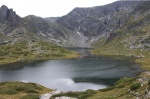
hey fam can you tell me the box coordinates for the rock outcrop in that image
[40,91,61,99]
[0,5,22,33]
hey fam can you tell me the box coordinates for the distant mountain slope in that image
[56,1,141,47]
[0,0,149,48]
[0,6,73,46]
[92,1,150,51]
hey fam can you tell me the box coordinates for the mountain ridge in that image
[0,1,149,48]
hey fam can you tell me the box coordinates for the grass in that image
[91,29,150,70]
[134,50,150,70]
[51,89,97,99]
[0,41,79,66]
[100,86,115,92]
[0,82,52,99]
[130,83,141,90]
[20,94,39,99]
[86,74,147,99]
[0,82,47,94]
[51,76,141,99]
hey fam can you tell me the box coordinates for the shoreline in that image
[0,52,149,98]
[0,52,80,69]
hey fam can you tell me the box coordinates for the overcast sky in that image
[0,0,117,18]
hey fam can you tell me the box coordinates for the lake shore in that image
[0,48,149,99]
[0,51,80,69]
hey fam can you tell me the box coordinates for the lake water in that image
[0,48,142,92]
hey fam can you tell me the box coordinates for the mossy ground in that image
[51,89,97,99]
[91,45,150,70]
[0,41,79,66]
[0,82,52,99]
[91,27,150,70]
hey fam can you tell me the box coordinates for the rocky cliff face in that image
[0,5,22,34]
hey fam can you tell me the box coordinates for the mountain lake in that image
[0,48,143,92]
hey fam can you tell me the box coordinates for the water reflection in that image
[46,78,107,91]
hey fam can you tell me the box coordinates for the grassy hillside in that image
[91,29,150,70]
[0,82,52,99]
[91,13,150,69]
[87,72,150,99]
[0,41,79,66]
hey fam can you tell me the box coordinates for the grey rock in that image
[55,97,78,99]
[0,5,22,34]
[40,91,61,99]
[0,5,8,23]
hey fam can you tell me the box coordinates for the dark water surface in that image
[0,48,142,92]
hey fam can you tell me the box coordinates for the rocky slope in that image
[91,1,150,56]
[56,1,145,47]
[56,0,149,48]
[0,5,73,47]
[0,1,149,48]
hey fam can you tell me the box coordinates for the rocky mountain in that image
[0,6,73,46]
[91,1,150,53]
[23,15,74,46]
[56,1,150,48]
[0,0,150,49]
[0,5,22,34]
[56,1,137,46]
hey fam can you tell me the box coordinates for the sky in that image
[0,0,117,18]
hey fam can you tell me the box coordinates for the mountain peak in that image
[1,5,8,10]
[0,5,18,23]
[0,5,9,22]
[0,5,21,33]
